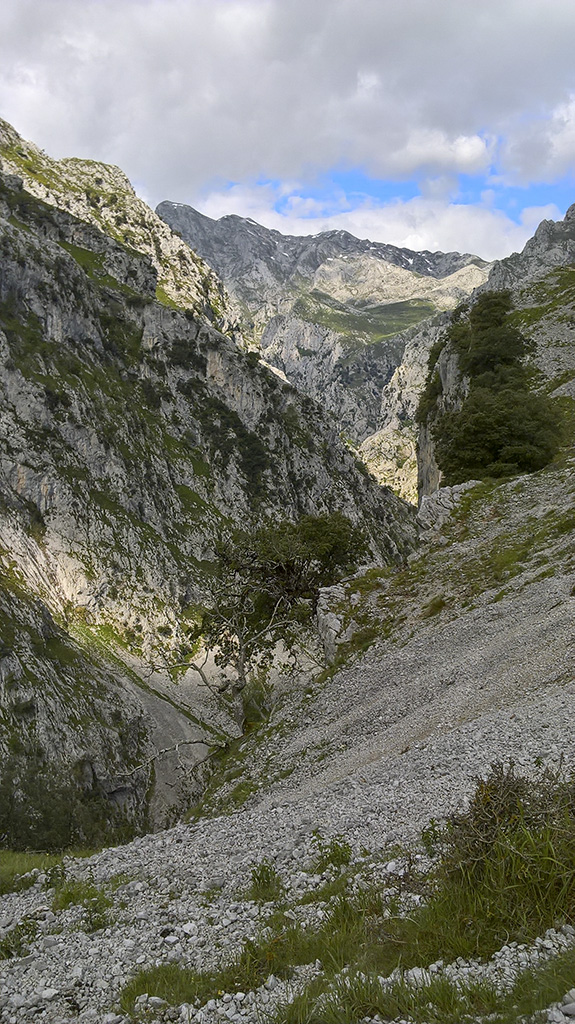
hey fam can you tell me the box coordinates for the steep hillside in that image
[417,203,575,497]
[0,119,234,330]
[156,203,490,457]
[1,432,574,1024]
[0,137,417,834]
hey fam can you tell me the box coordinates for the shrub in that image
[247,859,284,902]
[423,291,562,483]
[434,385,562,483]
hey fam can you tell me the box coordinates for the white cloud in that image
[503,95,575,183]
[387,131,493,177]
[0,0,574,256]
[197,183,563,260]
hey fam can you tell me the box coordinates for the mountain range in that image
[0,118,575,1024]
[157,202,491,499]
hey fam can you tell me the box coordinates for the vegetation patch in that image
[418,292,564,483]
[121,762,575,1019]
[0,917,39,960]
[293,291,436,344]
[0,850,62,895]
[247,859,285,903]
[0,749,141,851]
[52,876,113,932]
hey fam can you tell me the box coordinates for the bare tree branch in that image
[118,738,224,777]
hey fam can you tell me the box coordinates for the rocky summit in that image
[156,203,491,501]
[1,120,575,1024]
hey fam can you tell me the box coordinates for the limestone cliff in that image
[0,133,417,833]
[0,119,234,331]
[156,202,490,481]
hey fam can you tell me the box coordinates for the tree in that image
[431,291,562,484]
[434,386,562,483]
[179,513,369,714]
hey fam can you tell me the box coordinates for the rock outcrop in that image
[156,202,490,493]
[0,125,418,833]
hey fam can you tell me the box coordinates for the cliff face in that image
[156,202,490,484]
[416,204,575,500]
[0,130,417,833]
[0,119,234,330]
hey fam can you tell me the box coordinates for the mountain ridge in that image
[157,201,490,500]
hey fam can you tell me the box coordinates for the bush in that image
[395,761,575,961]
[425,291,562,483]
[0,752,139,851]
[434,384,562,483]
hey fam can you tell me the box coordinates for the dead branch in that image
[118,738,224,777]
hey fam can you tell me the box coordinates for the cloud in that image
[0,0,574,256]
[198,182,563,260]
[502,95,575,183]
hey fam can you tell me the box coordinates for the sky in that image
[1,0,575,260]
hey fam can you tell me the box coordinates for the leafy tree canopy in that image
[183,512,369,701]
[430,291,562,484]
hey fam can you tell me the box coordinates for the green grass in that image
[293,291,436,345]
[298,873,350,905]
[52,877,113,931]
[121,763,575,1018]
[120,900,378,1016]
[0,917,39,960]
[271,947,575,1024]
[0,850,63,895]
[247,859,285,903]
[58,241,138,297]
[310,833,352,873]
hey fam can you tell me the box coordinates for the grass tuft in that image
[0,850,62,895]
[247,859,285,903]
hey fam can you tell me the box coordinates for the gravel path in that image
[2,463,575,1023]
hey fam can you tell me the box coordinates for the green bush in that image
[434,384,562,482]
[423,291,562,483]
[0,751,139,851]
[383,761,575,963]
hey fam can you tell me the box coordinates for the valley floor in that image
[2,453,575,1024]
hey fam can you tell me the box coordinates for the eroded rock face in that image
[360,318,450,503]
[156,201,490,483]
[0,119,234,330]
[484,202,575,293]
[0,152,417,832]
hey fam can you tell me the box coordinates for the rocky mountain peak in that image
[0,120,234,330]
[485,202,575,292]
